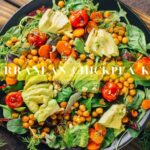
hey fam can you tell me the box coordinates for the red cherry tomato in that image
[102,82,119,102]
[69,10,89,28]
[5,92,23,109]
[27,30,47,47]
[133,57,150,77]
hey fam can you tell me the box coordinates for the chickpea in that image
[118,35,123,42]
[104,11,111,18]
[20,55,26,60]
[43,127,50,133]
[112,33,118,38]
[121,86,128,94]
[39,122,44,126]
[73,28,85,37]
[83,111,90,117]
[6,40,13,47]
[29,114,35,121]
[92,111,98,117]
[79,105,86,112]
[96,108,103,114]
[124,81,129,87]
[22,116,29,123]
[77,110,83,116]
[28,60,35,67]
[122,37,128,44]
[41,132,46,138]
[31,49,38,56]
[73,102,79,108]
[117,83,122,89]
[110,74,117,80]
[22,123,29,129]
[118,30,125,36]
[120,76,126,83]
[12,113,19,119]
[13,58,19,65]
[117,61,123,66]
[64,114,70,120]
[60,102,67,108]
[18,59,25,66]
[127,77,134,84]
[86,116,92,122]
[52,120,58,126]
[80,117,86,122]
[114,79,119,84]
[62,35,69,41]
[33,56,39,62]
[11,37,18,43]
[129,89,136,96]
[76,117,82,124]
[51,114,57,120]
[123,73,131,79]
[114,38,120,45]
[73,115,78,122]
[87,59,94,66]
[58,1,65,8]
[80,54,86,61]
[29,120,34,126]
[113,27,119,33]
[108,27,113,33]
[129,84,134,90]
[103,76,109,82]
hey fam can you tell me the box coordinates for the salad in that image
[0,0,150,150]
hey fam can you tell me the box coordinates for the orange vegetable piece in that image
[122,116,129,123]
[56,41,72,56]
[90,11,103,23]
[94,122,102,131]
[87,140,100,150]
[73,28,85,37]
[70,50,78,59]
[50,51,60,63]
[6,76,17,85]
[131,109,138,118]
[142,100,150,110]
[38,44,52,58]
[86,21,98,33]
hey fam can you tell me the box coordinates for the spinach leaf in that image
[126,25,147,55]
[127,90,145,110]
[133,75,150,87]
[7,119,27,134]
[74,38,85,53]
[0,104,12,119]
[57,87,73,102]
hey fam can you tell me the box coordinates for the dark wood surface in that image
[0,0,149,150]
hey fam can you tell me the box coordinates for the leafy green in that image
[126,25,147,55]
[22,137,40,150]
[92,97,110,108]
[74,38,85,53]
[127,90,145,110]
[56,87,73,102]
[133,75,150,87]
[64,125,89,148]
[46,131,66,149]
[7,119,27,134]
[128,128,141,138]
[0,104,12,119]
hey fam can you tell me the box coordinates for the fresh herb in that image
[22,137,40,150]
[0,104,12,119]
[7,119,27,134]
[56,87,73,102]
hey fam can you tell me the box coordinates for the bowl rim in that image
[0,0,150,150]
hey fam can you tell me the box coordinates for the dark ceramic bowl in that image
[0,0,150,150]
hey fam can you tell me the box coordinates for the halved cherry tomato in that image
[90,11,103,23]
[27,30,47,47]
[69,10,89,28]
[102,82,120,102]
[5,92,23,109]
[133,57,150,77]
[50,51,60,63]
[86,21,98,33]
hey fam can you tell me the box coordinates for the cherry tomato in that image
[90,11,103,23]
[102,82,119,102]
[133,57,150,77]
[86,21,98,33]
[69,10,89,28]
[27,30,47,47]
[5,92,23,109]
[50,51,60,63]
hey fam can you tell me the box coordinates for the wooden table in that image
[0,0,149,150]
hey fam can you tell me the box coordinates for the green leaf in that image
[127,90,145,110]
[57,87,73,102]
[126,25,147,55]
[0,104,12,119]
[92,97,110,108]
[7,119,27,134]
[133,75,150,87]
[74,38,85,53]
[128,128,141,138]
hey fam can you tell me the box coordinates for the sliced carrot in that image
[86,21,98,33]
[6,76,17,85]
[131,109,138,118]
[94,122,102,131]
[122,116,129,123]
[56,41,72,56]
[90,11,103,23]
[38,44,52,58]
[142,100,150,110]
[87,140,100,150]
[73,28,85,37]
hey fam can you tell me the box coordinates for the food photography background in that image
[0,0,150,150]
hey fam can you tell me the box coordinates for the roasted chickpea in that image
[58,1,65,8]
[122,37,128,44]
[77,110,83,116]
[129,84,134,89]
[92,111,98,117]
[41,132,46,138]
[76,117,82,124]
[119,77,125,83]
[87,59,94,66]
[83,111,90,117]
[96,108,103,114]
[127,77,134,84]
[64,114,70,120]
[129,89,136,96]
[123,73,131,79]
[31,49,38,56]
[80,117,86,122]
[29,120,34,126]
[13,58,19,65]
[22,116,29,123]
[29,114,35,120]
[27,54,33,59]
[114,38,120,45]
[79,105,86,112]
[80,54,86,61]
[22,123,29,129]
[124,81,129,87]
[43,127,50,133]
[62,35,69,41]
[60,102,67,108]
[117,83,123,89]
[118,30,125,36]
[73,102,79,108]
[33,56,39,62]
